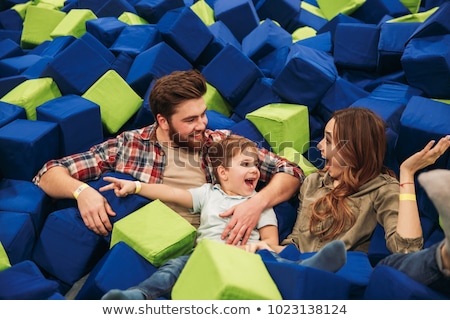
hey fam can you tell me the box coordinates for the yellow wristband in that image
[399,193,416,201]
[134,181,141,194]
[73,183,89,200]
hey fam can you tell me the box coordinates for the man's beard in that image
[168,124,205,152]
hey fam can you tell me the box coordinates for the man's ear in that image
[156,114,169,130]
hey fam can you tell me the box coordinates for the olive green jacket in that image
[281,171,423,253]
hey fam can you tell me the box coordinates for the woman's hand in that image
[400,135,450,176]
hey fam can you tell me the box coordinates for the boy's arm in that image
[100,176,193,208]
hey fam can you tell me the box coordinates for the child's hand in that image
[240,241,273,253]
[99,176,138,197]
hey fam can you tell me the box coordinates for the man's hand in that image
[220,195,264,245]
[76,186,116,236]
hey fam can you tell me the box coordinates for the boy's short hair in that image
[208,135,258,181]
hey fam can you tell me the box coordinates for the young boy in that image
[100,136,346,300]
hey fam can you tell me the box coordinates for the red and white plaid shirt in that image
[33,123,305,186]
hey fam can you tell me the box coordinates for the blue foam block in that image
[242,18,292,62]
[0,119,59,181]
[32,207,109,285]
[0,260,60,299]
[41,36,113,95]
[157,6,214,63]
[0,54,43,77]
[233,77,283,120]
[36,95,104,156]
[255,0,301,30]
[334,23,380,71]
[0,211,35,264]
[317,76,369,123]
[197,20,241,66]
[126,42,192,98]
[0,178,52,233]
[0,100,26,128]
[202,44,264,106]
[378,22,420,75]
[396,96,450,166]
[110,24,162,58]
[401,34,450,98]
[229,119,272,151]
[363,265,448,299]
[273,44,338,111]
[213,0,260,42]
[85,17,127,48]
[134,0,185,24]
[75,241,158,299]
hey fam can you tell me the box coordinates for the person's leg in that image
[378,242,450,295]
[378,169,450,296]
[102,254,190,300]
[418,169,450,268]
[272,240,347,273]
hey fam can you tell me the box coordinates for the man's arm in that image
[38,166,116,236]
[220,172,301,245]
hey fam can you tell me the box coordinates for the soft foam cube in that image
[0,211,35,265]
[125,42,192,98]
[0,179,52,235]
[0,260,60,300]
[202,44,264,106]
[317,0,365,20]
[246,103,310,154]
[278,147,318,177]
[36,94,103,156]
[75,241,158,300]
[0,100,26,128]
[0,119,59,181]
[50,9,97,39]
[273,44,338,111]
[0,77,62,120]
[20,5,66,49]
[401,34,450,98]
[172,238,282,300]
[32,207,109,285]
[110,199,196,267]
[41,36,113,96]
[157,6,214,63]
[82,70,143,134]
[213,0,260,42]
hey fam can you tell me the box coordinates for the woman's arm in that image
[397,136,450,238]
[100,176,193,209]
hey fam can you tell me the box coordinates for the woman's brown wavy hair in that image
[309,107,396,240]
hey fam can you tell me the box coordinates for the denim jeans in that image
[377,241,450,296]
[132,251,297,299]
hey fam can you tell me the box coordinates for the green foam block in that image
[246,103,310,154]
[110,199,197,267]
[82,70,143,134]
[0,77,62,120]
[172,238,282,300]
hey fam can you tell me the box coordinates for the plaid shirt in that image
[33,123,305,186]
